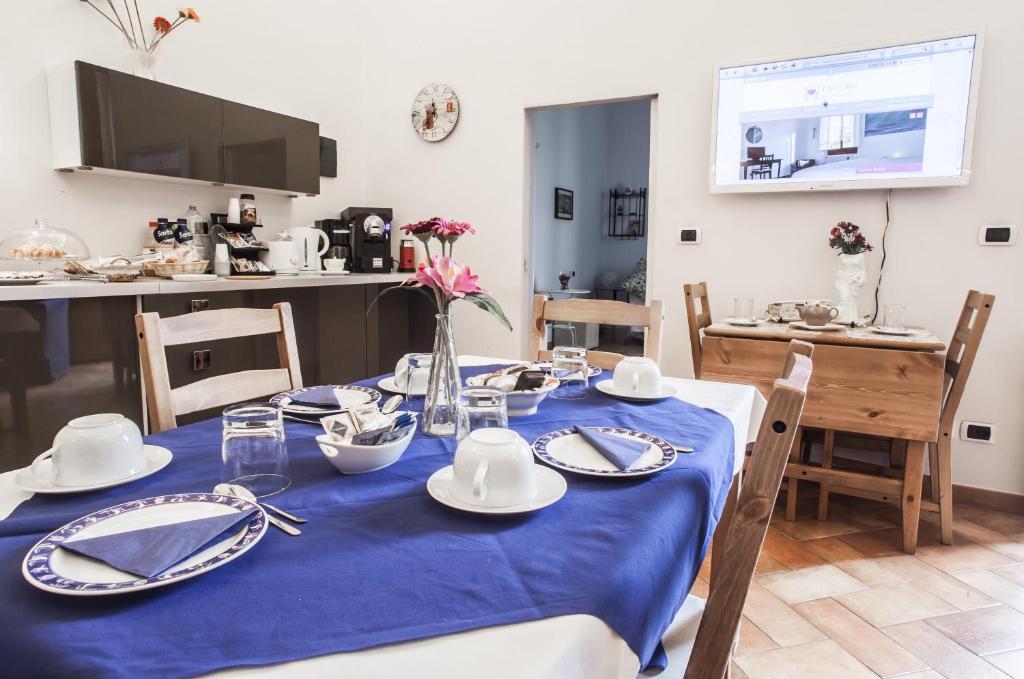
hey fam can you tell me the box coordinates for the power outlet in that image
[978,224,1017,246]
[679,227,702,245]
[960,420,995,444]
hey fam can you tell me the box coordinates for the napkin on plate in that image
[573,426,651,471]
[288,386,340,409]
[60,508,259,578]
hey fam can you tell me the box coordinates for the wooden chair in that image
[660,342,812,678]
[683,282,711,378]
[136,303,303,433]
[527,294,663,370]
[813,291,994,545]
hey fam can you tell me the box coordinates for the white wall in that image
[357,0,1024,496]
[0,0,367,258]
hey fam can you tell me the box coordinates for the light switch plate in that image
[960,420,995,444]
[679,227,701,244]
[978,224,1017,245]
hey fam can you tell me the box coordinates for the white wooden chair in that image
[135,303,302,433]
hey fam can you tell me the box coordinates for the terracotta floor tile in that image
[883,620,1010,679]
[737,616,778,657]
[837,528,906,557]
[956,570,1024,613]
[965,508,1024,536]
[952,519,1024,562]
[987,649,1024,679]
[925,605,1024,656]
[731,661,751,679]
[793,598,927,677]
[761,527,826,570]
[742,580,827,648]
[835,583,957,627]
[734,639,876,679]
[690,575,710,600]
[915,539,1015,574]
[803,536,906,588]
[754,550,789,576]
[773,514,891,541]
[876,554,997,610]
[896,671,945,678]
[758,564,867,604]
[994,564,1024,588]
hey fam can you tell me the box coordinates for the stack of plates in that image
[270,385,382,422]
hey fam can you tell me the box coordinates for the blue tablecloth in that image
[0,365,736,678]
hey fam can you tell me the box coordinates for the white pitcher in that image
[285,226,329,272]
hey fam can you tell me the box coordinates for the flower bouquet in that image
[828,221,872,323]
[370,217,510,436]
[80,2,200,79]
[828,221,873,255]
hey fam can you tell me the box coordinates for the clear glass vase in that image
[130,48,158,80]
[422,314,464,437]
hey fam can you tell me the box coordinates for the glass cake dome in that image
[1,219,90,261]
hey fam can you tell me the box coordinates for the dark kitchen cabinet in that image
[222,101,320,195]
[76,62,224,182]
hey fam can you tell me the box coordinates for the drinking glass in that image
[550,345,589,400]
[734,297,754,322]
[404,352,433,410]
[456,387,509,440]
[221,403,290,498]
[882,304,906,330]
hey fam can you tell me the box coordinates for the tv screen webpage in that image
[711,34,980,192]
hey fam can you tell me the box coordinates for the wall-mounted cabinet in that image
[47,62,320,195]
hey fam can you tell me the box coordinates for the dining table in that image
[700,321,947,554]
[0,356,765,678]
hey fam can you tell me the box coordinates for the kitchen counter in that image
[0,272,410,301]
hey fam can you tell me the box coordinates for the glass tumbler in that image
[734,297,754,322]
[456,387,509,440]
[403,352,433,410]
[882,304,906,330]
[221,403,290,498]
[551,345,589,400]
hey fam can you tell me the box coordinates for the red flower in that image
[153,16,172,33]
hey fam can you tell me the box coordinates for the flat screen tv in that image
[710,33,983,193]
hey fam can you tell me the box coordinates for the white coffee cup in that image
[31,414,146,487]
[323,258,347,273]
[394,353,431,392]
[612,356,663,398]
[451,428,537,508]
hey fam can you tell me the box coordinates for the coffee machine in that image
[338,207,394,273]
[315,218,351,268]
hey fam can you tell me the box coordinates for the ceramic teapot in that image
[797,303,839,326]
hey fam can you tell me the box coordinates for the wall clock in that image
[411,83,460,142]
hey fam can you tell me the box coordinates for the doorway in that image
[525,96,655,356]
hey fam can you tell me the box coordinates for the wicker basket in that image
[148,260,209,278]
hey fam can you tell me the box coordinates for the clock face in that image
[411,83,459,142]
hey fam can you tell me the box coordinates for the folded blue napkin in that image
[573,426,651,471]
[289,386,340,409]
[60,508,259,578]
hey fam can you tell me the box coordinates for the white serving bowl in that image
[465,374,560,416]
[315,422,416,474]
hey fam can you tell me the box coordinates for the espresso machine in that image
[315,218,351,267]
[338,207,394,273]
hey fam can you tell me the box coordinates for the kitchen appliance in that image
[285,226,330,272]
[316,218,351,270]
[261,239,302,274]
[339,207,393,273]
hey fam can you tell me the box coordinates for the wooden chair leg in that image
[937,436,954,545]
[901,441,926,554]
[784,427,803,521]
[817,430,835,521]
[927,441,940,503]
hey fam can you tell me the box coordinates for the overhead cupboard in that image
[46,61,321,195]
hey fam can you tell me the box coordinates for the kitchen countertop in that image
[0,272,410,302]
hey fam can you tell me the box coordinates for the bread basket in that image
[148,260,209,278]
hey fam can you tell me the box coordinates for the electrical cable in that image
[870,188,893,324]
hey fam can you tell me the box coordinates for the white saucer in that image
[594,379,677,402]
[724,317,759,327]
[790,321,845,332]
[321,271,351,276]
[871,326,917,336]
[377,376,426,396]
[170,274,219,282]
[15,445,173,494]
[426,465,566,515]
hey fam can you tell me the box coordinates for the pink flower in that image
[405,255,484,299]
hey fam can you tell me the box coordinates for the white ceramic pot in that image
[612,357,662,398]
[32,414,145,487]
[451,428,537,508]
[261,239,302,273]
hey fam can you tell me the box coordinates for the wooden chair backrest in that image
[528,294,664,370]
[684,342,812,679]
[683,282,711,378]
[780,339,814,378]
[136,303,303,433]
[940,290,994,430]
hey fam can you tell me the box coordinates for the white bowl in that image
[315,423,416,474]
[465,374,560,416]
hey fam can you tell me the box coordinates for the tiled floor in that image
[699,493,1024,678]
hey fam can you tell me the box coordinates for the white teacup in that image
[451,428,537,508]
[323,258,347,273]
[31,414,146,487]
[394,353,432,392]
[612,356,663,397]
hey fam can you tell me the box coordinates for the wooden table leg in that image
[901,440,927,554]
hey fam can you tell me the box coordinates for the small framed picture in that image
[554,187,574,220]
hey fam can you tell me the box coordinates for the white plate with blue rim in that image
[22,493,267,596]
[270,384,382,415]
[531,361,603,378]
[532,427,677,478]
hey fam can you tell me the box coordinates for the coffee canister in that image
[399,239,416,272]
